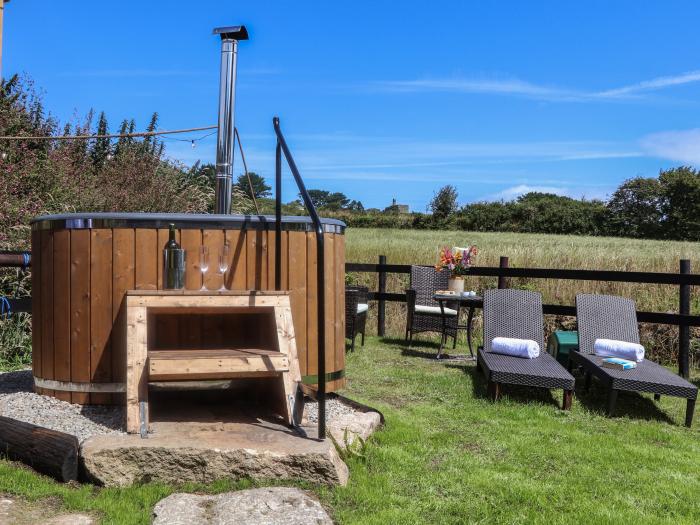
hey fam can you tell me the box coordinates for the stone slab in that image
[80,417,348,487]
[152,487,332,525]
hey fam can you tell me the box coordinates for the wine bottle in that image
[163,223,185,289]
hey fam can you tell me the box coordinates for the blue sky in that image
[6,1,700,210]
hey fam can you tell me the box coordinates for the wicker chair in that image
[345,286,368,352]
[570,294,697,427]
[477,289,575,409]
[405,266,459,350]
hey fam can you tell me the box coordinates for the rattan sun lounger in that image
[477,289,575,409]
[570,294,697,427]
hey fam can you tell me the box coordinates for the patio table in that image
[433,293,483,359]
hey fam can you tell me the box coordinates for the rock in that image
[153,488,333,525]
[328,410,382,451]
[81,419,348,487]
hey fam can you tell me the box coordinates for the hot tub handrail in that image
[273,116,327,440]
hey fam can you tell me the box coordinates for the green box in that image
[547,331,579,366]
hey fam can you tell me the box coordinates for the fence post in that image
[498,256,509,289]
[378,255,387,337]
[679,259,690,379]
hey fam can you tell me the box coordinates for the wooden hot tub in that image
[30,213,346,404]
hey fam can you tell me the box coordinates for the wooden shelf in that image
[148,348,289,381]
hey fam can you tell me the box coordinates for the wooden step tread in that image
[148,348,289,381]
[149,348,281,360]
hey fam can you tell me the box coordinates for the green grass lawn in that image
[1,337,699,524]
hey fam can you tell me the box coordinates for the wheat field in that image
[345,228,700,365]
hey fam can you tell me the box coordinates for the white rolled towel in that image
[594,339,644,362]
[491,337,540,359]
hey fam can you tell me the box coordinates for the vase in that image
[448,276,464,293]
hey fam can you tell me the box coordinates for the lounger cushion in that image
[415,305,458,316]
[357,303,369,314]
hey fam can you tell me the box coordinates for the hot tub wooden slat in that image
[31,230,42,395]
[70,229,91,404]
[53,230,71,402]
[289,231,307,374]
[306,232,318,379]
[90,229,113,404]
[134,229,158,291]
[324,234,335,379]
[179,228,203,347]
[226,229,246,290]
[40,230,54,398]
[111,228,135,387]
[202,229,223,291]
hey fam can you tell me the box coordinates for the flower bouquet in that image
[435,245,478,293]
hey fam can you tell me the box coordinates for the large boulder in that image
[152,487,333,525]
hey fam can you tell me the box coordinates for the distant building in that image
[384,198,409,214]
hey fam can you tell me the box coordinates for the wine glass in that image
[199,246,209,290]
[218,244,230,290]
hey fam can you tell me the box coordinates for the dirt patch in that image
[0,495,95,525]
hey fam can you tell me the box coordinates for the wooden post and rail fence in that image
[346,255,698,379]
[1,251,698,378]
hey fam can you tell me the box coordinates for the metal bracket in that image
[139,401,148,439]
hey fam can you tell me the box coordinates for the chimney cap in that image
[213,25,249,40]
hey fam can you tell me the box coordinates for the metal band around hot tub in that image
[34,372,345,391]
[301,369,345,385]
[30,214,346,234]
[33,376,126,393]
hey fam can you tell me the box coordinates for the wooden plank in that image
[70,229,91,404]
[306,232,318,379]
[53,230,71,402]
[226,229,247,290]
[288,232,307,376]
[180,229,203,290]
[260,229,269,290]
[40,231,54,397]
[149,348,283,358]
[125,303,148,434]
[90,229,113,404]
[134,229,158,291]
[127,294,286,308]
[281,230,289,291]
[179,229,203,348]
[246,228,263,290]
[31,230,42,395]
[323,234,335,379]
[202,229,224,291]
[277,303,303,423]
[111,228,135,386]
[334,233,346,387]
[148,353,288,379]
[267,230,276,291]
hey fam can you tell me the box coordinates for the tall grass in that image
[345,228,700,366]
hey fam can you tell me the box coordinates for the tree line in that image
[233,167,700,241]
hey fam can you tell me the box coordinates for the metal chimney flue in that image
[213,25,248,214]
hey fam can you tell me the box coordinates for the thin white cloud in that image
[376,69,700,102]
[640,128,700,165]
[599,70,700,98]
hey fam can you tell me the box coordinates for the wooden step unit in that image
[125,290,303,435]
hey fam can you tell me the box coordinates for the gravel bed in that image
[304,397,358,424]
[0,370,361,440]
[0,370,124,443]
